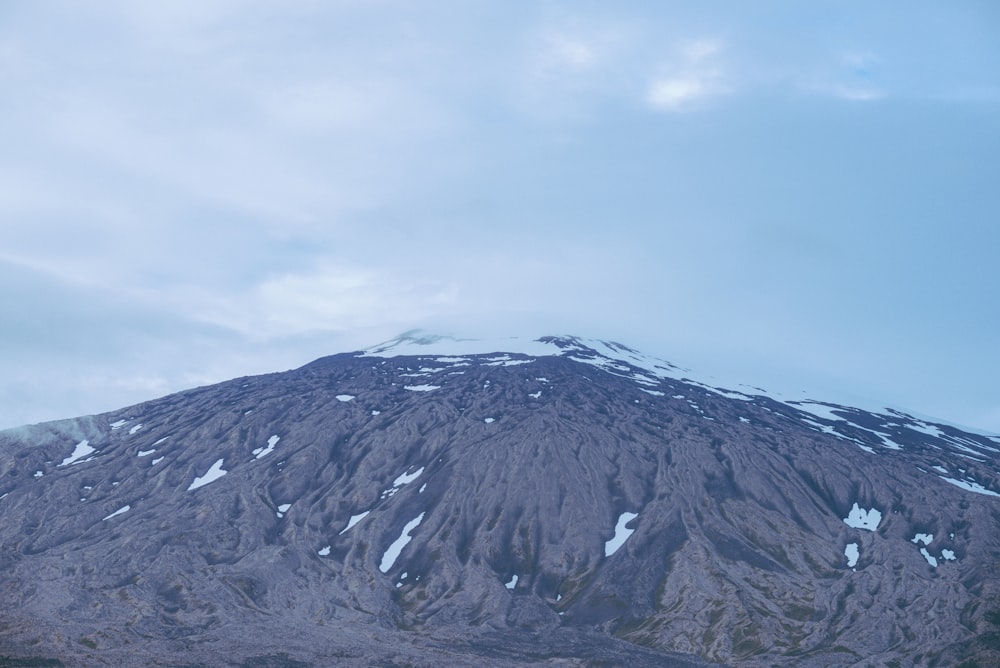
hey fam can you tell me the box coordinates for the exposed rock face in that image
[1,335,998,667]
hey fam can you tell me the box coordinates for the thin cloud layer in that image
[647,39,729,111]
[1,3,999,432]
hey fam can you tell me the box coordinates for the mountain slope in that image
[1,335,999,667]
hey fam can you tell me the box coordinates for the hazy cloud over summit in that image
[2,1,999,431]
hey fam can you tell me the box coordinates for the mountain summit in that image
[2,335,999,666]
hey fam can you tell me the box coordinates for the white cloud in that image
[175,263,457,340]
[647,77,713,110]
[646,38,728,111]
[546,33,601,69]
[680,38,724,63]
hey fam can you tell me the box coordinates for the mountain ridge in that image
[1,335,998,666]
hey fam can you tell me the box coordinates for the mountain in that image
[1,334,999,667]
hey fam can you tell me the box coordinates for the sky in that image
[2,1,999,432]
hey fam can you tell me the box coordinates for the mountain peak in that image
[1,334,998,666]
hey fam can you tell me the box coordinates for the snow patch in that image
[505,574,518,590]
[109,419,128,430]
[379,512,425,573]
[939,476,1000,497]
[276,503,292,518]
[137,449,155,457]
[911,533,933,546]
[253,435,280,459]
[336,395,355,402]
[605,512,639,557]
[371,410,381,416]
[919,548,938,567]
[33,471,43,478]
[393,467,424,487]
[843,503,882,531]
[318,545,331,556]
[404,384,440,392]
[340,510,370,534]
[151,456,164,465]
[942,549,956,561]
[528,391,542,399]
[103,505,131,521]
[845,543,859,568]
[128,424,144,435]
[187,459,228,491]
[484,417,495,424]
[59,440,96,467]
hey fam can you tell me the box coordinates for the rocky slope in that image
[1,335,998,667]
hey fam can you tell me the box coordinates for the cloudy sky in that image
[2,1,999,432]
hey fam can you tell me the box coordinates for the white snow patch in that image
[109,419,128,430]
[103,505,131,521]
[641,389,665,397]
[418,483,427,493]
[932,465,948,474]
[153,437,168,445]
[336,394,355,402]
[604,512,639,557]
[137,449,155,457]
[528,391,542,399]
[318,545,331,556]
[187,459,228,491]
[788,401,848,423]
[939,476,1000,497]
[371,410,381,416]
[907,421,948,439]
[845,543,859,568]
[404,384,440,392]
[843,503,882,531]
[253,435,280,459]
[33,471,43,478]
[393,467,424,487]
[379,512,425,573]
[276,503,291,517]
[59,440,96,467]
[505,574,518,590]
[536,377,549,383]
[942,549,956,561]
[340,511,370,534]
[128,423,144,435]
[484,417,495,424]
[911,533,933,546]
[487,359,535,367]
[151,457,164,465]
[919,548,938,567]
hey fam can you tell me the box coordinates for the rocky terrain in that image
[1,334,998,667]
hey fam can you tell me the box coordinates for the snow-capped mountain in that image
[1,334,998,667]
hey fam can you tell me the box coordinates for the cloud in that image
[805,50,886,101]
[171,263,458,341]
[546,33,601,69]
[646,38,728,111]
